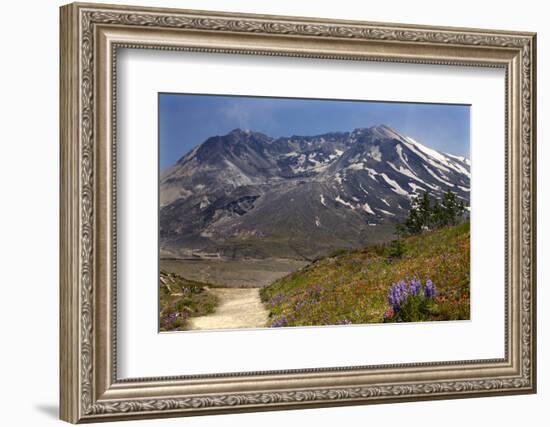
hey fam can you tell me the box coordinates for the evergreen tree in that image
[457,199,466,220]
[431,199,444,228]
[395,223,406,240]
[400,190,467,235]
[440,190,462,226]
[389,223,406,259]
[418,193,432,230]
[404,198,422,234]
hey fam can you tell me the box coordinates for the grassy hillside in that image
[260,223,470,327]
[159,271,219,332]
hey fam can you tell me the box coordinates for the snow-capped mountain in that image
[160,125,470,260]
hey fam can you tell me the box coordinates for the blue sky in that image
[159,93,470,171]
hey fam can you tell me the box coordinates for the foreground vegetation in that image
[159,271,219,331]
[260,222,470,327]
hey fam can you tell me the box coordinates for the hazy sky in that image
[159,93,470,171]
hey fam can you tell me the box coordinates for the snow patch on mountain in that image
[347,162,365,171]
[378,208,395,216]
[403,137,452,174]
[405,136,470,177]
[199,197,210,209]
[408,182,426,193]
[283,151,299,158]
[364,167,379,181]
[362,202,375,215]
[387,161,418,181]
[380,173,409,197]
[336,195,355,209]
[446,152,471,164]
[390,145,439,191]
[424,165,455,187]
[368,145,382,161]
[396,144,409,165]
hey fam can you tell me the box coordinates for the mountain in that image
[160,125,470,260]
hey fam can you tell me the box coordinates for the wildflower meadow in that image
[261,222,470,327]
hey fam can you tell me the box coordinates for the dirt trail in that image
[188,288,269,330]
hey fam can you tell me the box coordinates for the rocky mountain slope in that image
[160,125,470,260]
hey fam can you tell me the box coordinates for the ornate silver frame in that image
[60,2,537,423]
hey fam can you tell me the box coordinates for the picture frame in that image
[59,2,537,423]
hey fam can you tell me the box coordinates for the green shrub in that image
[387,239,406,260]
[329,248,349,258]
[389,294,438,322]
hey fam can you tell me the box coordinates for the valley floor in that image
[160,257,308,288]
[188,288,269,330]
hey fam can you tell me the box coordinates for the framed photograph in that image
[60,2,537,423]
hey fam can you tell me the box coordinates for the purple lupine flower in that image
[295,301,306,311]
[163,313,178,325]
[335,319,352,325]
[424,279,437,298]
[387,280,409,311]
[409,278,422,296]
[271,315,288,327]
[269,294,284,306]
[387,282,399,311]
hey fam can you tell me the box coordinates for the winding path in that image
[188,288,269,330]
